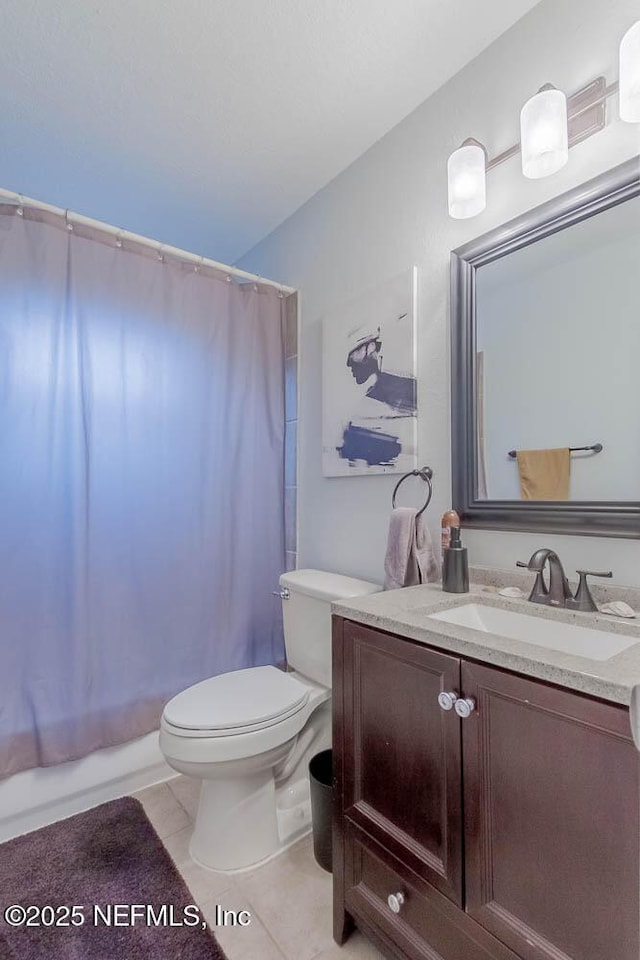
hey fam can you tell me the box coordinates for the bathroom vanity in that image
[331,582,640,960]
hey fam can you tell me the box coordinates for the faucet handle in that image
[575,569,613,579]
[567,570,613,613]
[515,561,530,569]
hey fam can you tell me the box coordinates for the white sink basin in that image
[429,603,637,662]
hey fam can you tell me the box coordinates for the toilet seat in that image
[160,673,330,765]
[163,665,310,737]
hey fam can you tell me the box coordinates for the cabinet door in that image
[462,661,640,960]
[338,620,463,906]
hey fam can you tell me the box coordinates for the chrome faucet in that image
[516,549,613,611]
[517,548,573,607]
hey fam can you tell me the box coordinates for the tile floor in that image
[134,776,385,960]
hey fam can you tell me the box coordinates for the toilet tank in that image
[279,569,381,688]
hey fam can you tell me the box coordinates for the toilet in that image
[159,569,380,872]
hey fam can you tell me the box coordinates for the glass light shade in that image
[619,21,640,122]
[447,143,486,219]
[520,88,568,179]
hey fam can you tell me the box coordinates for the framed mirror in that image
[451,156,640,538]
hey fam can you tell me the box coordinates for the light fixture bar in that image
[486,76,615,172]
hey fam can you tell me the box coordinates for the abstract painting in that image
[322,267,417,477]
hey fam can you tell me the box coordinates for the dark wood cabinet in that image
[333,616,640,960]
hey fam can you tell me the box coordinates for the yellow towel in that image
[516,448,571,500]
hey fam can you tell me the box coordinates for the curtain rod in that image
[0,187,296,295]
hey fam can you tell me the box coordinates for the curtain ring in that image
[65,210,73,232]
[115,230,123,249]
[194,256,204,274]
[157,245,164,262]
[16,194,24,216]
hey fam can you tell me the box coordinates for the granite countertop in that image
[332,569,640,706]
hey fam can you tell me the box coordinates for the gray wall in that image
[238,0,640,586]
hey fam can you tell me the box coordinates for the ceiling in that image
[1,0,541,264]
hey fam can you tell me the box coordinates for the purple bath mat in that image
[0,796,227,960]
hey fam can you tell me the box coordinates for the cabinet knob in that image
[387,891,405,914]
[437,691,459,711]
[454,697,476,719]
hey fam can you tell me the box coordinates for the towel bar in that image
[507,443,603,459]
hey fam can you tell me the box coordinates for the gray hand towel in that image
[384,508,439,590]
[415,512,440,585]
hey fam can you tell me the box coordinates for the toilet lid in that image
[163,665,310,732]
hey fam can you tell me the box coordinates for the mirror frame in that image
[451,156,640,538]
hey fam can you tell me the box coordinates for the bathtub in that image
[0,730,173,842]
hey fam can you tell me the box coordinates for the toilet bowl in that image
[159,569,380,872]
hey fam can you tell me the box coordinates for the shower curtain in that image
[0,206,286,778]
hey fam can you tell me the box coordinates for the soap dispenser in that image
[442,527,469,594]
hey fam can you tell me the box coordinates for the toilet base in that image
[190,768,277,871]
[186,708,330,872]
[189,775,313,874]
[162,699,332,873]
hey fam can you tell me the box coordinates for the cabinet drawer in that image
[345,825,517,960]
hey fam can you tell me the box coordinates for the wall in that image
[238,0,640,587]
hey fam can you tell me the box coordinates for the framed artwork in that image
[322,267,417,477]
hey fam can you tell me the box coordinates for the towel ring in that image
[391,466,434,518]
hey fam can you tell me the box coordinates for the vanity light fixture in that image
[619,20,640,122]
[447,139,487,219]
[520,85,568,179]
[447,20,640,218]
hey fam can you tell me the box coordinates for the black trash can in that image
[309,749,333,873]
